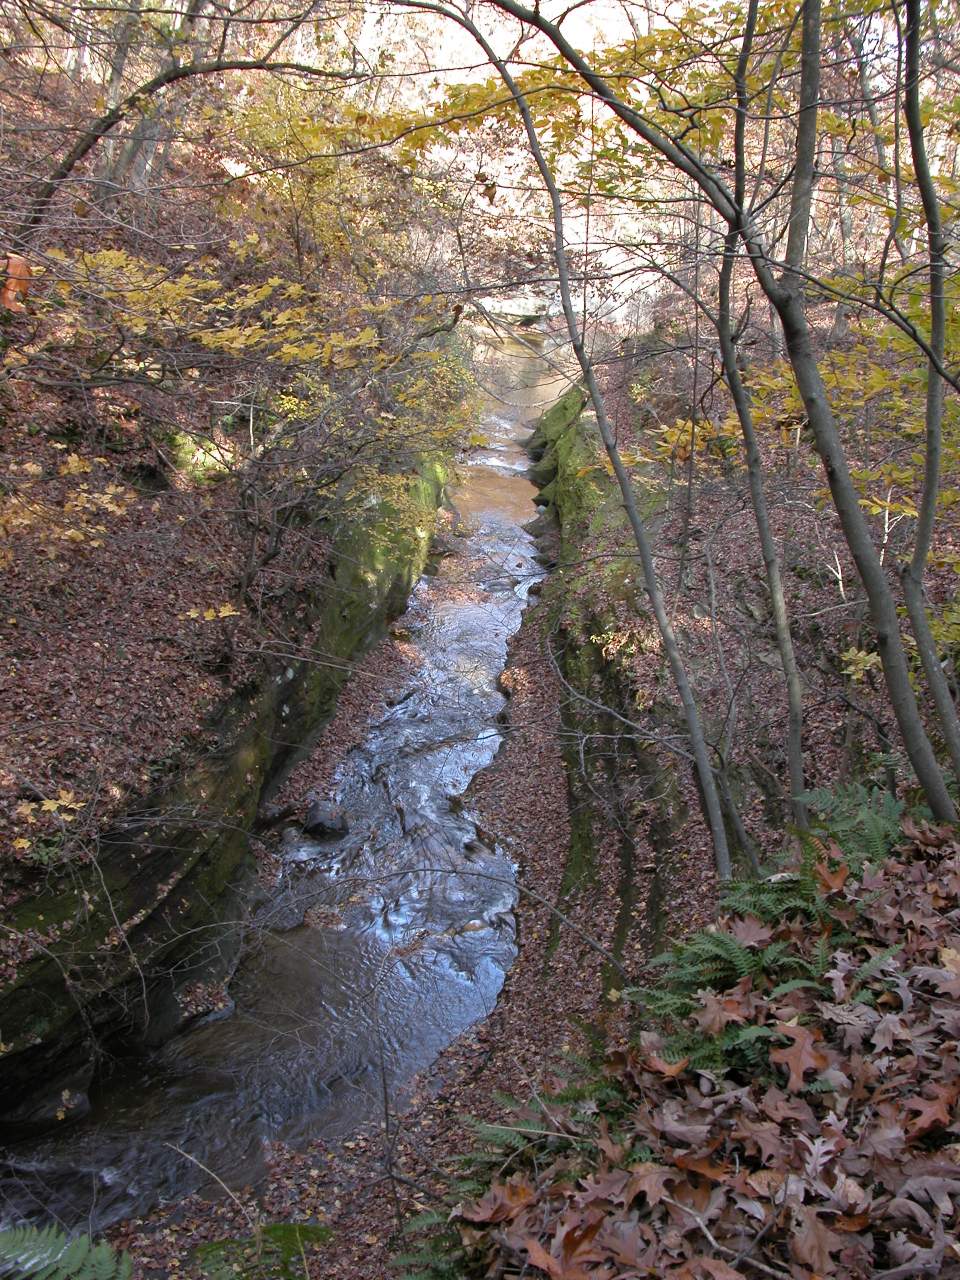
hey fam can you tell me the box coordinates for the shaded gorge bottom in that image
[1,332,568,1233]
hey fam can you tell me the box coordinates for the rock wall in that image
[525,390,686,973]
[0,459,447,1132]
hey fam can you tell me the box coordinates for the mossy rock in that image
[0,453,449,1131]
[526,385,684,968]
[194,1223,332,1278]
[527,454,558,487]
[525,386,586,456]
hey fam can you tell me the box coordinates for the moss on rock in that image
[526,388,682,973]
[194,1222,332,1278]
[0,456,448,1131]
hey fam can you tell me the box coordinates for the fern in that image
[403,1211,452,1232]
[853,943,903,987]
[638,985,695,1020]
[802,783,902,869]
[547,1076,621,1106]
[666,1022,778,1073]
[394,783,916,1280]
[721,870,822,923]
[769,977,824,998]
[811,934,835,978]
[0,1224,132,1280]
[648,932,752,990]
[647,932,813,998]
[468,1118,543,1149]
[490,1089,523,1110]
[398,1213,470,1280]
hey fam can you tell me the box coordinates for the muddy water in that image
[1,333,568,1233]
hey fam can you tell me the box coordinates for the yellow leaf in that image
[40,799,60,812]
[203,608,217,620]
[13,838,31,850]
[59,453,92,476]
[217,603,240,618]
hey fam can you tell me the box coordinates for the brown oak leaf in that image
[814,860,850,894]
[522,1215,604,1280]
[576,1167,634,1207]
[675,1152,731,1182]
[644,1052,691,1077]
[460,1175,536,1223]
[770,1023,828,1093]
[904,1083,959,1137]
[694,990,748,1036]
[629,1160,678,1205]
[732,1118,785,1164]
[727,915,774,947]
[678,1259,748,1279]
[790,1204,846,1272]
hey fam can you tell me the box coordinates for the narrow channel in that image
[1,330,568,1233]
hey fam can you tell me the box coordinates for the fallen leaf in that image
[770,1024,828,1093]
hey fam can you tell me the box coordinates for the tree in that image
[394,0,960,822]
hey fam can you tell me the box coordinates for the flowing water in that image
[1,332,568,1233]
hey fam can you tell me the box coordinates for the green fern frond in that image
[769,977,824,998]
[638,987,695,1021]
[666,1021,777,1073]
[805,1077,839,1094]
[547,1077,619,1106]
[802,784,902,870]
[854,943,903,986]
[0,1224,132,1280]
[721,872,821,923]
[468,1119,543,1147]
[812,935,835,977]
[650,931,771,994]
[490,1090,523,1111]
[403,1211,452,1233]
[396,1226,468,1280]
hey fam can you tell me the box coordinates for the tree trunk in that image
[718,250,808,827]
[783,0,821,273]
[828,134,854,345]
[722,0,807,828]
[764,0,955,818]
[900,0,960,787]
[772,287,954,818]
[844,16,910,264]
[98,0,143,181]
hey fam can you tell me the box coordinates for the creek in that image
[1,332,568,1234]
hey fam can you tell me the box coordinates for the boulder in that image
[303,801,349,839]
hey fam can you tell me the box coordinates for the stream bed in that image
[1,332,567,1234]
